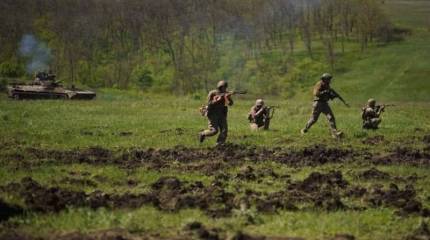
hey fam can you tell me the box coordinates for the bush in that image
[131,66,154,90]
[0,60,25,78]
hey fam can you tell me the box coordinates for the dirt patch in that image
[365,183,429,216]
[286,171,348,211]
[230,231,304,240]
[0,177,151,213]
[373,147,430,165]
[254,192,299,213]
[5,177,89,212]
[0,228,179,240]
[393,174,420,183]
[251,171,349,212]
[0,177,236,218]
[119,131,133,137]
[362,135,386,145]
[345,186,368,198]
[12,144,356,170]
[0,199,24,222]
[1,172,358,219]
[183,222,304,240]
[183,221,223,240]
[331,234,355,240]
[357,168,391,180]
[235,165,279,181]
[0,227,306,240]
[148,176,236,217]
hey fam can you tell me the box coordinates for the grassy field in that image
[0,92,429,240]
[1,1,430,239]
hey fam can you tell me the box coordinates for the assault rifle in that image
[215,90,247,106]
[200,90,247,116]
[329,89,350,107]
[266,105,279,119]
[217,90,247,97]
[376,104,396,112]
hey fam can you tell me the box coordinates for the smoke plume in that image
[19,34,52,74]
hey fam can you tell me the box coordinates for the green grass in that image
[1,1,430,239]
[5,205,425,240]
[0,93,428,150]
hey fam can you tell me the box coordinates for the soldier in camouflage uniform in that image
[199,80,234,145]
[362,98,383,129]
[301,73,346,138]
[248,99,271,130]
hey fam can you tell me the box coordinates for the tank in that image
[7,72,96,100]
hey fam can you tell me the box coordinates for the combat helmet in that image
[256,99,264,106]
[217,80,228,89]
[367,98,376,107]
[321,73,333,81]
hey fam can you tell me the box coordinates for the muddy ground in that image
[0,224,314,240]
[2,142,430,173]
[1,137,430,239]
[1,168,428,219]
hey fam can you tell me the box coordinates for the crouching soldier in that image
[301,73,349,138]
[248,99,271,130]
[362,98,384,129]
[199,80,233,145]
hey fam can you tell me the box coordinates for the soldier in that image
[362,98,383,129]
[34,71,51,86]
[34,71,44,85]
[47,70,56,81]
[301,73,349,138]
[199,80,234,145]
[248,99,271,130]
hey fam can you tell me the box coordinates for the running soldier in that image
[362,98,384,129]
[199,80,233,145]
[301,73,349,138]
[248,99,271,130]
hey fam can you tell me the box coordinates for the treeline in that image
[0,0,397,94]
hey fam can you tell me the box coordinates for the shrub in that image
[0,60,25,78]
[131,66,154,90]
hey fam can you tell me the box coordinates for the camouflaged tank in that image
[7,73,96,100]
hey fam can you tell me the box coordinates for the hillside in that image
[291,0,430,103]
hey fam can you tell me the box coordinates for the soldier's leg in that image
[363,120,372,129]
[303,102,322,132]
[202,117,219,137]
[322,104,337,131]
[321,103,342,138]
[370,118,381,129]
[217,117,228,144]
[250,123,259,130]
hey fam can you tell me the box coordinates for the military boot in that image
[331,130,344,139]
[300,128,308,135]
[199,132,205,143]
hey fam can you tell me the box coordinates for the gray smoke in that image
[19,34,52,74]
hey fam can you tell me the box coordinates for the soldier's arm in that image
[207,91,217,105]
[330,89,350,107]
[313,82,321,96]
[249,107,256,119]
[227,95,234,106]
[254,107,266,117]
[376,106,385,116]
